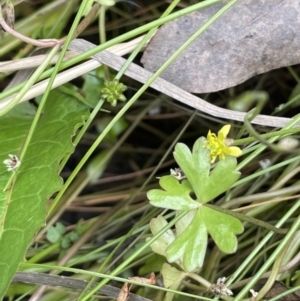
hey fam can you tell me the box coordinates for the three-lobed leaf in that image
[148,215,175,257]
[174,137,241,203]
[147,176,201,210]
[166,209,207,271]
[148,136,243,271]
[161,263,187,301]
[201,206,243,253]
[173,138,210,202]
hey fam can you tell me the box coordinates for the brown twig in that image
[13,272,154,301]
[0,4,60,48]
[0,2,101,48]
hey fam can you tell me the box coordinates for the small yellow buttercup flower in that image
[206,125,242,163]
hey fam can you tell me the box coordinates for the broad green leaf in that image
[148,138,243,272]
[173,138,210,202]
[148,215,175,257]
[166,209,207,272]
[147,176,201,210]
[175,210,196,236]
[201,206,243,253]
[161,263,187,301]
[164,206,243,271]
[0,89,89,297]
[174,137,240,203]
[162,263,187,288]
[203,156,240,202]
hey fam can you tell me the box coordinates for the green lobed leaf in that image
[0,89,89,297]
[69,231,79,242]
[149,208,243,272]
[166,209,207,272]
[174,137,240,203]
[161,263,187,301]
[174,210,196,236]
[173,138,210,202]
[148,137,243,272]
[161,263,187,289]
[148,215,175,257]
[147,176,201,210]
[201,206,244,253]
[204,156,240,202]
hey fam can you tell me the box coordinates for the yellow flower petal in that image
[205,124,242,163]
[218,125,231,140]
[223,146,243,157]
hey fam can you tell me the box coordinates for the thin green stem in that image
[99,5,111,79]
[234,155,300,188]
[234,127,300,146]
[233,203,300,300]
[287,66,300,83]
[0,0,223,101]
[3,45,60,192]
[114,0,181,80]
[49,0,236,218]
[78,211,188,301]
[27,242,60,264]
[226,199,300,297]
[255,241,290,300]
[236,114,300,171]
[267,286,300,301]
[0,46,60,116]
[244,109,280,152]
[99,5,106,45]
[205,204,288,235]
[22,212,201,300]
[230,241,280,287]
[57,99,105,174]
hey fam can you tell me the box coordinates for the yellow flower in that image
[206,125,242,163]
